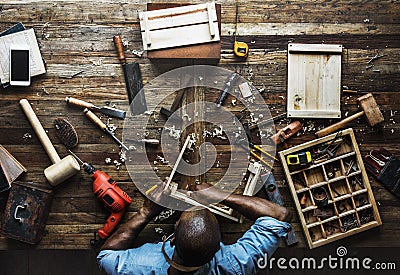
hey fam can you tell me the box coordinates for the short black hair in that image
[174,208,221,266]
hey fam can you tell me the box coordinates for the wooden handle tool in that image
[84,108,129,150]
[20,99,61,163]
[316,93,384,138]
[84,108,107,130]
[66,97,94,109]
[113,34,147,115]
[20,99,80,186]
[113,35,126,64]
[66,97,126,119]
[315,111,364,138]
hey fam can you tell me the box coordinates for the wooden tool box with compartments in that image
[279,128,382,249]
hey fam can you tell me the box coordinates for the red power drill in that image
[69,151,132,244]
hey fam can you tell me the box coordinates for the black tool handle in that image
[113,35,127,64]
[216,73,239,107]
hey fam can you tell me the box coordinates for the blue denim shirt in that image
[98,216,291,275]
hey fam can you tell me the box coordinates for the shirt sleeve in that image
[223,216,291,274]
[97,243,168,275]
[97,250,126,275]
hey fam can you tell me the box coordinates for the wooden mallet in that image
[20,99,80,187]
[315,93,384,138]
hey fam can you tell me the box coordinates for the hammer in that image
[315,93,384,138]
[20,99,80,187]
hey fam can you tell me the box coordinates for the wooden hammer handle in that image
[84,108,107,130]
[315,111,365,138]
[20,99,61,164]
[113,35,126,64]
[66,97,94,109]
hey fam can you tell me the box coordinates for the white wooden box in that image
[139,2,220,51]
[287,43,343,119]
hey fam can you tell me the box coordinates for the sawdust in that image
[22,133,32,140]
[165,125,181,139]
[154,209,175,222]
[156,155,169,164]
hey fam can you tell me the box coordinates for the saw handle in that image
[315,111,365,138]
[66,97,94,109]
[84,108,107,130]
[20,99,61,164]
[113,35,126,64]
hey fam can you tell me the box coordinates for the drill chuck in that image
[83,163,96,175]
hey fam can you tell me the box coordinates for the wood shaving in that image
[154,209,175,222]
[89,58,103,66]
[156,155,169,164]
[165,125,181,139]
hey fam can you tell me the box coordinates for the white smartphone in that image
[9,45,31,86]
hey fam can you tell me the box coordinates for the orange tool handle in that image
[98,210,125,239]
[113,35,126,64]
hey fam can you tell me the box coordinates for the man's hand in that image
[140,180,170,220]
[189,182,291,222]
[99,180,171,252]
[187,183,229,205]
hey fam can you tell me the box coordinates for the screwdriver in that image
[216,72,240,107]
[83,108,129,151]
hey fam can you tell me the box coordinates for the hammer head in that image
[357,93,384,126]
[44,155,80,187]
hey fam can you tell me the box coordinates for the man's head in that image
[173,208,221,267]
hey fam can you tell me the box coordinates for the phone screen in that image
[11,49,29,81]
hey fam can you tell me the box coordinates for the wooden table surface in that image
[0,0,399,254]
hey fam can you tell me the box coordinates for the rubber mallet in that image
[20,99,80,187]
[315,93,384,138]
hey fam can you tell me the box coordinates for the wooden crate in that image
[279,128,381,249]
[139,3,219,50]
[287,43,342,118]
[146,3,221,60]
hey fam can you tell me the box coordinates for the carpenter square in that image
[113,35,147,115]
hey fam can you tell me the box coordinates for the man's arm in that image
[190,183,291,222]
[99,182,166,251]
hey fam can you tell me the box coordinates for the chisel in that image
[83,108,129,151]
[216,72,240,107]
[113,35,147,115]
[66,97,126,119]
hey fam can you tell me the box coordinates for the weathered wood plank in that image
[1,0,399,25]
